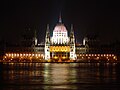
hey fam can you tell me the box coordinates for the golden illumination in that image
[20,54,22,56]
[14,54,16,57]
[62,56,66,59]
[50,46,70,52]
[97,57,99,59]
[4,53,44,61]
[17,54,19,57]
[113,56,116,59]
[32,54,34,56]
[3,53,117,62]
[54,56,58,59]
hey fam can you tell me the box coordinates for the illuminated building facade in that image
[3,30,45,62]
[45,16,76,61]
[1,15,118,62]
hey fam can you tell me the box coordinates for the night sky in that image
[2,0,120,44]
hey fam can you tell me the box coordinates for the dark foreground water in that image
[0,63,120,90]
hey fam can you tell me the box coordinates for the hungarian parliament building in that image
[1,16,119,62]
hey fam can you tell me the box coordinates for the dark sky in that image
[2,0,120,44]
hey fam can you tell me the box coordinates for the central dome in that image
[53,23,67,32]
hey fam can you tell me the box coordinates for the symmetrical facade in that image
[45,16,76,61]
[1,15,118,62]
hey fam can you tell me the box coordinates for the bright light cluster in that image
[77,54,117,60]
[50,46,70,52]
[4,53,44,60]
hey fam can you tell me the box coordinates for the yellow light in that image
[20,54,22,56]
[113,56,116,59]
[97,57,99,59]
[50,46,70,52]
[62,56,66,59]
[17,54,19,57]
[9,54,11,57]
[14,54,16,57]
[54,56,58,59]
[32,54,34,56]
[4,56,6,59]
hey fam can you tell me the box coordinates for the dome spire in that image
[59,12,62,23]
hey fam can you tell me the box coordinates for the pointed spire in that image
[45,24,50,43]
[71,24,74,32]
[70,24,75,38]
[59,12,62,23]
[34,29,37,38]
[47,24,50,32]
[46,24,50,38]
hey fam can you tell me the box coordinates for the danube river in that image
[0,63,120,90]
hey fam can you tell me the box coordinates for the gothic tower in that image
[33,30,37,46]
[45,24,50,60]
[70,24,76,60]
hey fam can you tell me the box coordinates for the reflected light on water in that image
[1,63,120,90]
[43,63,77,89]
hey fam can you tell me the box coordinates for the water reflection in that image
[43,63,77,89]
[1,63,120,90]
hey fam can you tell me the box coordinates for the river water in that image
[0,63,120,90]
